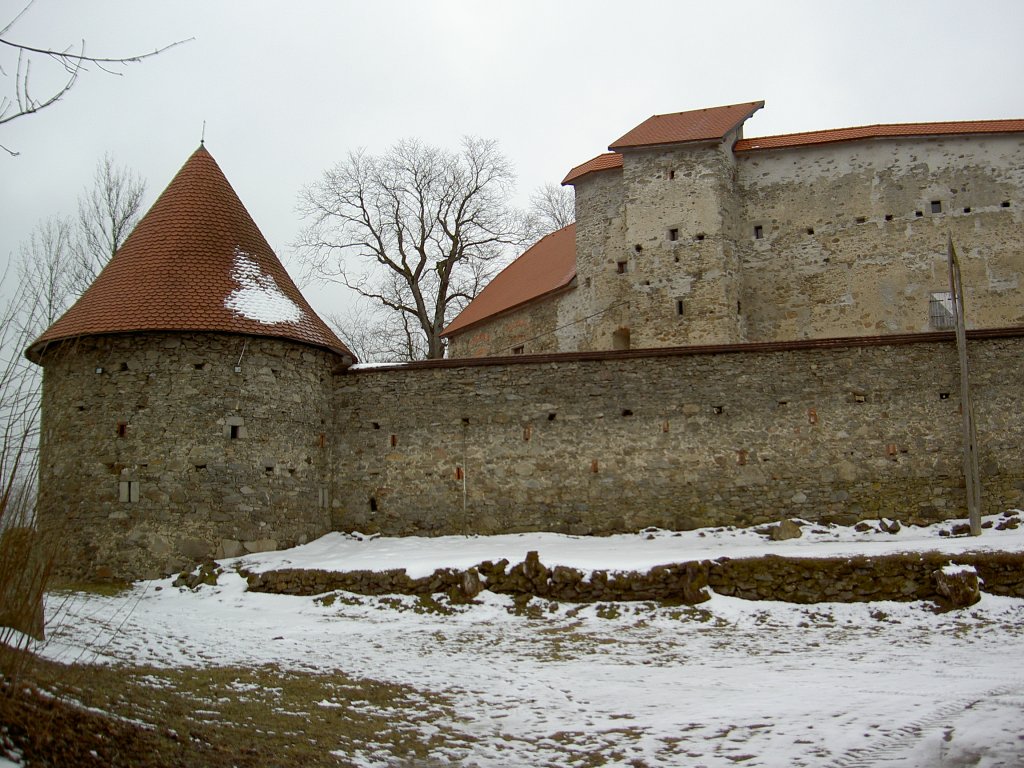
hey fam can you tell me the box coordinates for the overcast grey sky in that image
[3,0,1023,320]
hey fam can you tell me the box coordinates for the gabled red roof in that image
[609,101,764,151]
[734,118,1024,152]
[442,224,576,338]
[27,146,353,362]
[562,152,623,186]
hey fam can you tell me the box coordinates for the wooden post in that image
[947,235,982,535]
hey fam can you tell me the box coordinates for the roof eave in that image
[608,136,722,153]
[26,328,356,367]
[441,279,577,340]
[562,164,623,186]
[735,122,1024,153]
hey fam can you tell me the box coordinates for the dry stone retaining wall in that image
[243,550,1024,606]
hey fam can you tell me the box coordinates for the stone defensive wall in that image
[332,330,1024,538]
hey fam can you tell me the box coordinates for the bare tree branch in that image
[73,153,145,288]
[297,136,527,360]
[524,182,575,244]
[15,154,144,339]
[0,36,190,68]
[0,2,192,148]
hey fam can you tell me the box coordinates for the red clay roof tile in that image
[561,152,623,186]
[609,101,764,151]
[442,224,576,338]
[27,146,353,362]
[734,119,1024,152]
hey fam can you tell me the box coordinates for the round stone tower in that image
[26,146,355,580]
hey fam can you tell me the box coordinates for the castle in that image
[444,101,1023,355]
[28,103,1024,581]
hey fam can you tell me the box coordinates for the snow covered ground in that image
[36,513,1024,767]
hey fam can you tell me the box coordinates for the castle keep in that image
[444,102,1024,355]
[29,103,1024,580]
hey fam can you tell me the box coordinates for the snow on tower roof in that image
[27,145,353,363]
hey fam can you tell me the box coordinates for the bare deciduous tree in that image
[325,301,428,365]
[74,153,145,288]
[0,2,191,155]
[525,182,575,243]
[14,215,76,339]
[297,137,526,360]
[15,154,145,338]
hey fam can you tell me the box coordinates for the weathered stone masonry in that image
[38,332,339,579]
[30,127,1024,582]
[40,325,1024,581]
[331,332,1024,538]
[447,112,1024,358]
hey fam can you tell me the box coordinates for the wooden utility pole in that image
[947,235,982,535]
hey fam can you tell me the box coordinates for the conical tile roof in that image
[27,145,353,362]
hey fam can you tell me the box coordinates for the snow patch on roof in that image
[225,248,305,325]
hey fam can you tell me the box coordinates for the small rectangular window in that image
[511,345,524,355]
[675,299,685,316]
[116,421,127,438]
[229,424,241,439]
[118,480,139,503]
[929,291,956,329]
[694,233,705,242]
[753,225,763,239]
[930,200,942,214]
[616,261,627,274]
[668,228,679,241]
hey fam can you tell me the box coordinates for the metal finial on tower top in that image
[201,120,206,147]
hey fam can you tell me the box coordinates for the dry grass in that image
[2,650,461,767]
[0,484,55,689]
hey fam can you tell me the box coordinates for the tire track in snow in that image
[822,681,1023,768]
